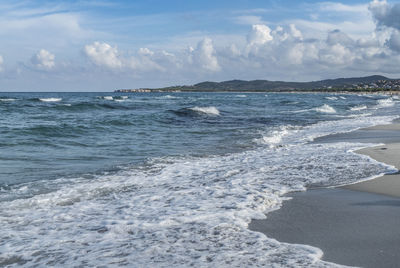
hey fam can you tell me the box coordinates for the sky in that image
[1,0,400,91]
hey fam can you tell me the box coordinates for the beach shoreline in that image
[342,123,400,198]
[249,121,400,267]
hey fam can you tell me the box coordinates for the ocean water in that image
[0,92,399,267]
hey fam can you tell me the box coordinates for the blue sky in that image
[1,0,400,91]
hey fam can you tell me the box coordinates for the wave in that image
[20,124,86,138]
[288,109,311,113]
[258,126,291,146]
[159,95,180,99]
[350,105,367,111]
[315,104,336,114]
[170,106,221,117]
[98,96,129,102]
[376,98,395,108]
[101,96,114,101]
[113,96,129,102]
[324,96,338,101]
[0,98,17,102]
[339,96,346,100]
[52,102,135,112]
[236,95,247,98]
[259,114,398,146]
[39,98,62,102]
[189,106,220,116]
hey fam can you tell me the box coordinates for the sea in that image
[0,92,399,267]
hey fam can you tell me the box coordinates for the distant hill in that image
[116,75,397,92]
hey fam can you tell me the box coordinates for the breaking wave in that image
[376,98,395,108]
[350,105,368,111]
[39,98,62,102]
[0,98,17,102]
[189,106,220,116]
[315,104,336,114]
[325,96,338,101]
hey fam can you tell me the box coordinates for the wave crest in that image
[315,104,336,114]
[350,105,367,111]
[189,106,220,116]
[324,96,338,101]
[376,98,395,108]
[39,98,62,102]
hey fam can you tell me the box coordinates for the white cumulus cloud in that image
[191,38,220,72]
[31,49,55,69]
[84,42,122,69]
[247,24,273,46]
[138,47,154,56]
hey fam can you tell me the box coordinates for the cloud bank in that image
[2,1,400,91]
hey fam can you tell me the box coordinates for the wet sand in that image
[249,122,400,267]
[249,189,400,267]
[344,143,400,198]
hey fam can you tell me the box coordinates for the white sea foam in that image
[160,95,180,99]
[236,95,247,98]
[103,96,114,100]
[261,115,398,145]
[0,98,17,101]
[339,96,346,100]
[189,106,220,116]
[376,98,395,108]
[259,126,292,146]
[114,96,129,101]
[287,108,311,114]
[325,96,338,101]
[315,104,336,113]
[39,98,62,102]
[350,105,367,111]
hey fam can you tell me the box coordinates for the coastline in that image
[249,121,400,267]
[114,90,400,95]
[343,124,400,198]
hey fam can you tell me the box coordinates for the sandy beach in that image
[344,123,400,198]
[250,122,400,267]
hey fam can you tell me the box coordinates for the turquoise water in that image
[0,92,399,266]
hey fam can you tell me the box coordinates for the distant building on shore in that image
[114,88,182,93]
[115,88,152,93]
